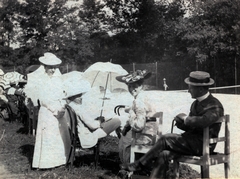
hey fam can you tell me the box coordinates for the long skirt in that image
[118,130,132,166]
[32,106,70,169]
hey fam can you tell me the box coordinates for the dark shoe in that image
[118,169,129,179]
[126,161,142,172]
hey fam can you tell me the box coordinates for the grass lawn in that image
[0,118,200,179]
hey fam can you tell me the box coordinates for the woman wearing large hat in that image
[116,70,158,170]
[32,52,67,169]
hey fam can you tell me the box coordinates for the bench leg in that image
[130,148,135,163]
[94,142,100,168]
[224,163,229,179]
[201,165,209,178]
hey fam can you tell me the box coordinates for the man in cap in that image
[125,71,224,178]
[64,79,121,149]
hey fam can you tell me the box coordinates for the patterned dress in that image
[119,90,158,165]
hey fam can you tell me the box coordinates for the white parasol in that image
[82,62,129,117]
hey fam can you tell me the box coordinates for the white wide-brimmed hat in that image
[184,71,214,86]
[64,80,91,99]
[39,52,62,66]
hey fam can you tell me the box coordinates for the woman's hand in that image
[122,123,131,136]
[54,108,65,119]
[95,116,105,123]
[124,106,131,113]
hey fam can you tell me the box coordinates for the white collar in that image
[197,92,210,102]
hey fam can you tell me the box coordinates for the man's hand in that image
[95,116,105,123]
[174,113,187,124]
[15,88,25,96]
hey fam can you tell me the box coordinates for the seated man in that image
[64,79,121,149]
[126,71,224,179]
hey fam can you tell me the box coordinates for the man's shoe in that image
[126,161,142,172]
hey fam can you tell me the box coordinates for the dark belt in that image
[146,117,157,122]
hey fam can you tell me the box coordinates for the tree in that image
[46,1,94,66]
[177,0,240,87]
[0,0,20,66]
[79,0,184,63]
[16,0,63,64]
[11,0,93,66]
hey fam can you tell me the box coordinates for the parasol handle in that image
[100,72,110,117]
[92,71,100,88]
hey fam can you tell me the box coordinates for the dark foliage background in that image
[1,0,240,92]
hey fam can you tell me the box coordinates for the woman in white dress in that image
[32,52,69,169]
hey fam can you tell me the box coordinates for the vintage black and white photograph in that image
[0,0,239,178]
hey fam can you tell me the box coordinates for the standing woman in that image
[32,52,67,169]
[116,70,158,169]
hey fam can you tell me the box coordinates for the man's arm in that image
[70,103,101,130]
[184,107,223,128]
[174,113,192,131]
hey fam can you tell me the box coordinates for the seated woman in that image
[64,79,121,149]
[0,69,27,122]
[115,69,158,169]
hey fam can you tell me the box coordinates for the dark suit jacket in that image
[176,93,224,153]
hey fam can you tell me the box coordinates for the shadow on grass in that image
[73,151,121,178]
[19,144,34,165]
[17,126,29,134]
[74,152,120,170]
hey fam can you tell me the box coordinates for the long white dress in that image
[32,72,69,169]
